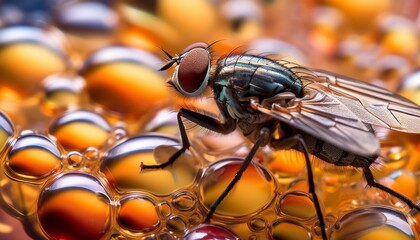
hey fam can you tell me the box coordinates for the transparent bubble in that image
[166,216,186,233]
[172,191,196,212]
[80,46,170,119]
[199,158,277,219]
[117,195,160,233]
[270,219,312,240]
[0,25,69,97]
[184,223,240,240]
[37,172,111,240]
[0,110,14,153]
[100,134,201,196]
[331,206,417,239]
[48,109,111,151]
[41,74,86,115]
[4,133,62,181]
[277,191,317,220]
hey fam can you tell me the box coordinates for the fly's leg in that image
[271,134,328,240]
[362,167,420,212]
[204,128,271,222]
[140,111,190,170]
[140,108,236,170]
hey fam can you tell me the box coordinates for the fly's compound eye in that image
[173,43,210,96]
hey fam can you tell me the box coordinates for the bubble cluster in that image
[0,1,419,239]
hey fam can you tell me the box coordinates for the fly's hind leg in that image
[362,167,420,212]
[271,134,328,240]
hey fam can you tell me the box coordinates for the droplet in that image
[184,223,240,240]
[277,191,317,220]
[0,25,68,97]
[41,74,86,115]
[248,217,267,232]
[37,172,111,240]
[159,202,172,217]
[270,219,311,240]
[331,206,416,239]
[48,109,111,151]
[4,133,62,181]
[117,195,159,232]
[66,151,83,168]
[0,110,14,153]
[199,158,277,218]
[172,191,196,212]
[166,216,186,232]
[100,134,200,196]
[80,46,170,119]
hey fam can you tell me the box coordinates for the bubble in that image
[80,46,170,119]
[48,109,111,151]
[37,172,111,240]
[41,74,86,115]
[159,202,172,218]
[100,134,200,196]
[172,191,196,212]
[277,191,317,220]
[184,223,240,240]
[270,219,311,240]
[0,25,69,97]
[398,70,420,105]
[331,206,416,239]
[248,217,267,232]
[0,110,14,153]
[4,133,62,181]
[166,216,186,233]
[199,158,277,219]
[117,195,159,233]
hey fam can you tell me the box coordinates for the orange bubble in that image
[38,189,110,240]
[52,122,110,150]
[83,62,170,118]
[118,198,159,232]
[0,43,67,96]
[8,148,61,179]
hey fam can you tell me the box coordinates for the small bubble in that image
[277,191,317,220]
[172,191,196,212]
[159,202,172,217]
[248,217,267,232]
[66,151,83,168]
[270,219,311,240]
[188,212,202,226]
[83,147,99,161]
[166,216,186,232]
[117,196,159,232]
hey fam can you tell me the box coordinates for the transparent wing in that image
[314,70,420,132]
[253,69,420,156]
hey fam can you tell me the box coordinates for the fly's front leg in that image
[140,108,236,170]
[271,134,328,240]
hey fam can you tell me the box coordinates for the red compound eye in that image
[174,43,210,96]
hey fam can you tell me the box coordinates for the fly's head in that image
[160,42,211,97]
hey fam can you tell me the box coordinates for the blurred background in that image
[0,0,419,239]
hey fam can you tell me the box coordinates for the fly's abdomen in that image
[214,55,303,98]
[296,132,377,168]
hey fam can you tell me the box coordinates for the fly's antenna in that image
[157,47,178,71]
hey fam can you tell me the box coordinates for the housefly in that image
[141,42,420,239]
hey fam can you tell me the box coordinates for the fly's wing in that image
[314,70,420,132]
[253,69,420,156]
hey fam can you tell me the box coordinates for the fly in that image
[141,42,420,240]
